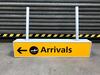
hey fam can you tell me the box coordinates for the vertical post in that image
[26,7,29,40]
[75,6,79,40]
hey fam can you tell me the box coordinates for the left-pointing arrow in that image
[17,47,27,54]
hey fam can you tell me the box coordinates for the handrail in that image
[0,2,100,6]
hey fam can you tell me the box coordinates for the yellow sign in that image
[13,39,92,57]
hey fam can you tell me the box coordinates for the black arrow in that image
[17,47,27,54]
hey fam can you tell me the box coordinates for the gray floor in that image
[0,43,100,75]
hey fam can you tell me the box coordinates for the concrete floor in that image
[0,43,100,75]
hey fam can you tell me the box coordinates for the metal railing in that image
[0,2,100,6]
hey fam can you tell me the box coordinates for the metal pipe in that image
[0,3,99,6]
[26,7,29,40]
[75,6,79,40]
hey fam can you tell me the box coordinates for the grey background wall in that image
[0,0,100,36]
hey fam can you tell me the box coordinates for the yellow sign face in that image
[13,40,92,57]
